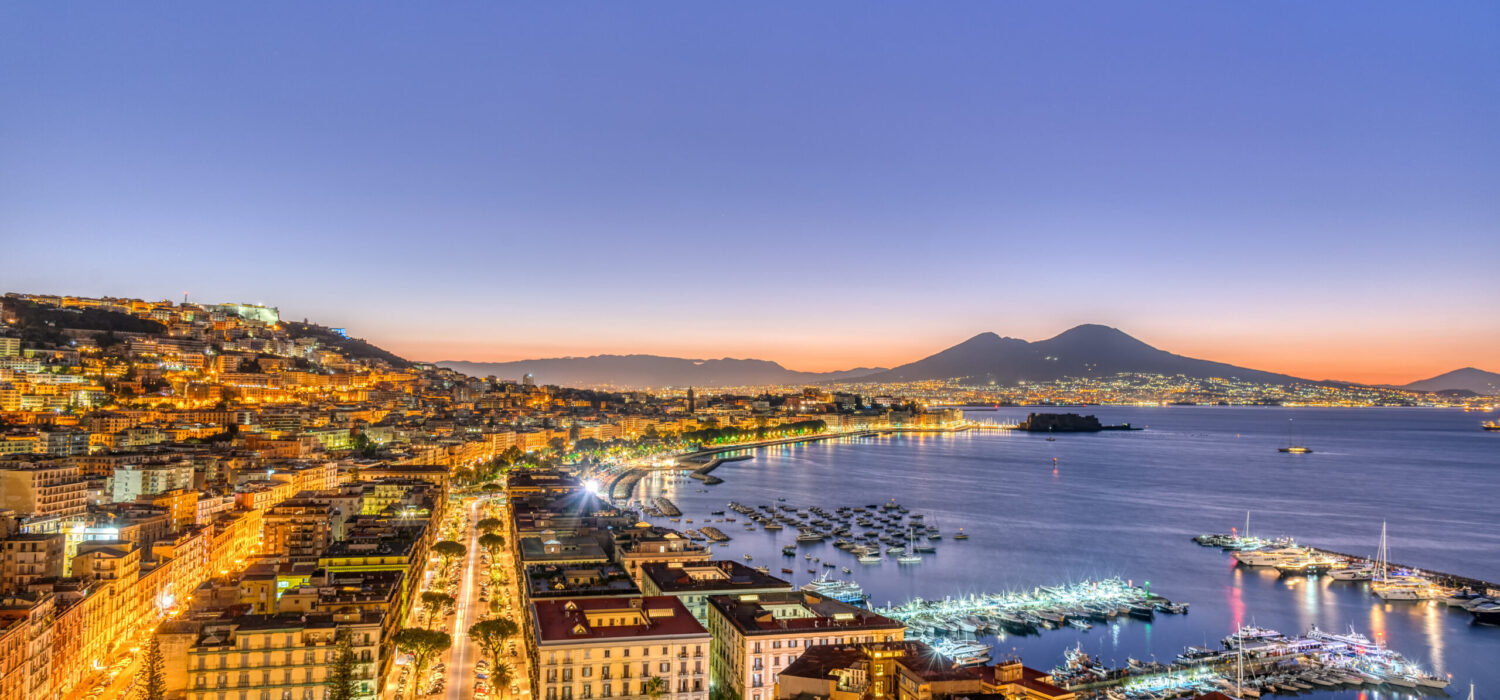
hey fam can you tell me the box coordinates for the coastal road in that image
[446,499,484,700]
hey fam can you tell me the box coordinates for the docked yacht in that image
[1233,546,1308,567]
[1328,565,1375,581]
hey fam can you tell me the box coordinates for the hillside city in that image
[0,293,1491,700]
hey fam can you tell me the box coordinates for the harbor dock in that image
[874,578,1187,651]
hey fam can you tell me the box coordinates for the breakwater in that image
[684,454,750,485]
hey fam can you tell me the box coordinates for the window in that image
[602,683,611,698]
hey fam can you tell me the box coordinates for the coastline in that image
[604,424,980,500]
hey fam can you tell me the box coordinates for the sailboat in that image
[1235,635,1261,698]
[1277,418,1312,453]
[1371,521,1441,601]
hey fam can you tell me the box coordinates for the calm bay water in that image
[633,407,1500,698]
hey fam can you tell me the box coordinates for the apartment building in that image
[706,592,905,700]
[775,641,1075,700]
[168,610,384,700]
[0,464,88,532]
[639,562,792,624]
[529,597,710,700]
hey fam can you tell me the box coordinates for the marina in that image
[628,407,1500,696]
[715,497,961,566]
[1196,517,1500,624]
[1055,623,1451,699]
[873,578,1187,655]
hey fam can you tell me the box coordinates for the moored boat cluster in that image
[873,578,1186,666]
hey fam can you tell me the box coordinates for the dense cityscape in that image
[4,3,1496,699]
[1,292,1494,700]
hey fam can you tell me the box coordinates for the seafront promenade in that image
[602,423,989,499]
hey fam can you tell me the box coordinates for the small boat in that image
[781,568,794,574]
[743,553,753,561]
[897,555,921,564]
[841,567,851,574]
[953,528,969,540]
[1278,418,1312,453]
[858,553,882,564]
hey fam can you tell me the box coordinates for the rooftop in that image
[526,564,639,599]
[641,560,791,594]
[706,591,903,636]
[531,596,707,644]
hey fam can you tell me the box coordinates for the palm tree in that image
[491,661,514,700]
[644,675,666,700]
[393,629,452,700]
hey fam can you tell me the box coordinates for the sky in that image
[2,2,1496,385]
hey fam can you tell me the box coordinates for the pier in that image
[1054,624,1451,698]
[681,454,751,485]
[874,578,1186,643]
[1308,545,1500,596]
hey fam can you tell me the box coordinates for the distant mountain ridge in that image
[439,325,1491,391]
[851,324,1320,386]
[1400,367,1500,395]
[438,355,884,388]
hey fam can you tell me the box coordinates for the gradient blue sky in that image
[2,2,1496,383]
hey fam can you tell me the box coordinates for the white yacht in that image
[1233,546,1308,567]
[1374,575,1443,600]
[1328,565,1375,581]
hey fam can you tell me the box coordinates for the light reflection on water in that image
[636,407,1499,697]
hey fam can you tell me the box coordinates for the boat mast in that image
[1236,636,1244,695]
[1377,521,1388,580]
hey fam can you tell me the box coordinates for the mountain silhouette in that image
[852,324,1314,385]
[1400,367,1500,395]
[438,355,884,388]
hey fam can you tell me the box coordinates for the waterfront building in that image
[774,641,1074,700]
[614,524,711,587]
[526,563,641,600]
[528,596,709,700]
[706,592,905,700]
[639,561,792,624]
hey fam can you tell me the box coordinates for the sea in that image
[629,407,1500,698]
